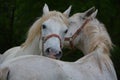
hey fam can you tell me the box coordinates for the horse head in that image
[65,7,112,55]
[22,4,71,59]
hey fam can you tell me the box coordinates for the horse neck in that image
[76,47,117,80]
[20,36,42,55]
[77,21,112,55]
[92,47,117,80]
[76,33,90,55]
[75,21,117,79]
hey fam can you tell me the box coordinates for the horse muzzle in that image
[45,47,62,59]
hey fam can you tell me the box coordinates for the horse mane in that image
[83,19,113,55]
[76,19,117,79]
[82,19,117,78]
[22,11,68,48]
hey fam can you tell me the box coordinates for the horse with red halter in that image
[1,4,71,63]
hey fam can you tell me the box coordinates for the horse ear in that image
[90,9,98,18]
[43,3,49,15]
[63,6,72,17]
[84,7,95,17]
[0,67,9,80]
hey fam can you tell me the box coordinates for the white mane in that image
[76,18,116,78]
[83,19,113,54]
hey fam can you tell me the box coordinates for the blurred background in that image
[0,0,120,79]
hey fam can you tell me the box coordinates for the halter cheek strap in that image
[42,34,62,48]
[65,18,91,48]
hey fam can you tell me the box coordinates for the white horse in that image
[64,7,113,55]
[1,4,71,62]
[64,7,117,79]
[0,8,117,80]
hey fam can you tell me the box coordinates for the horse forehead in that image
[45,17,67,28]
[69,13,81,19]
[69,18,81,26]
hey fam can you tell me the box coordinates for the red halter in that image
[42,34,62,48]
[65,18,91,48]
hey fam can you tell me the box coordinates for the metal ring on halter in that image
[65,18,91,48]
[42,34,62,48]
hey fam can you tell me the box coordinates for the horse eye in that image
[82,17,86,20]
[42,24,47,29]
[64,29,68,34]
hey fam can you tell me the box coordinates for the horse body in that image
[0,52,115,80]
[1,4,71,63]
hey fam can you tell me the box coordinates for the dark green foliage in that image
[111,46,120,79]
[62,48,84,61]
[0,0,120,79]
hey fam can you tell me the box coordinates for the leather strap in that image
[65,18,91,48]
[42,34,62,48]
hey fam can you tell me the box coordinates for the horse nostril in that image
[46,48,62,58]
[59,51,62,55]
[46,48,51,53]
[56,51,62,57]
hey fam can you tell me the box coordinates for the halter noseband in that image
[42,34,62,48]
[65,18,91,48]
